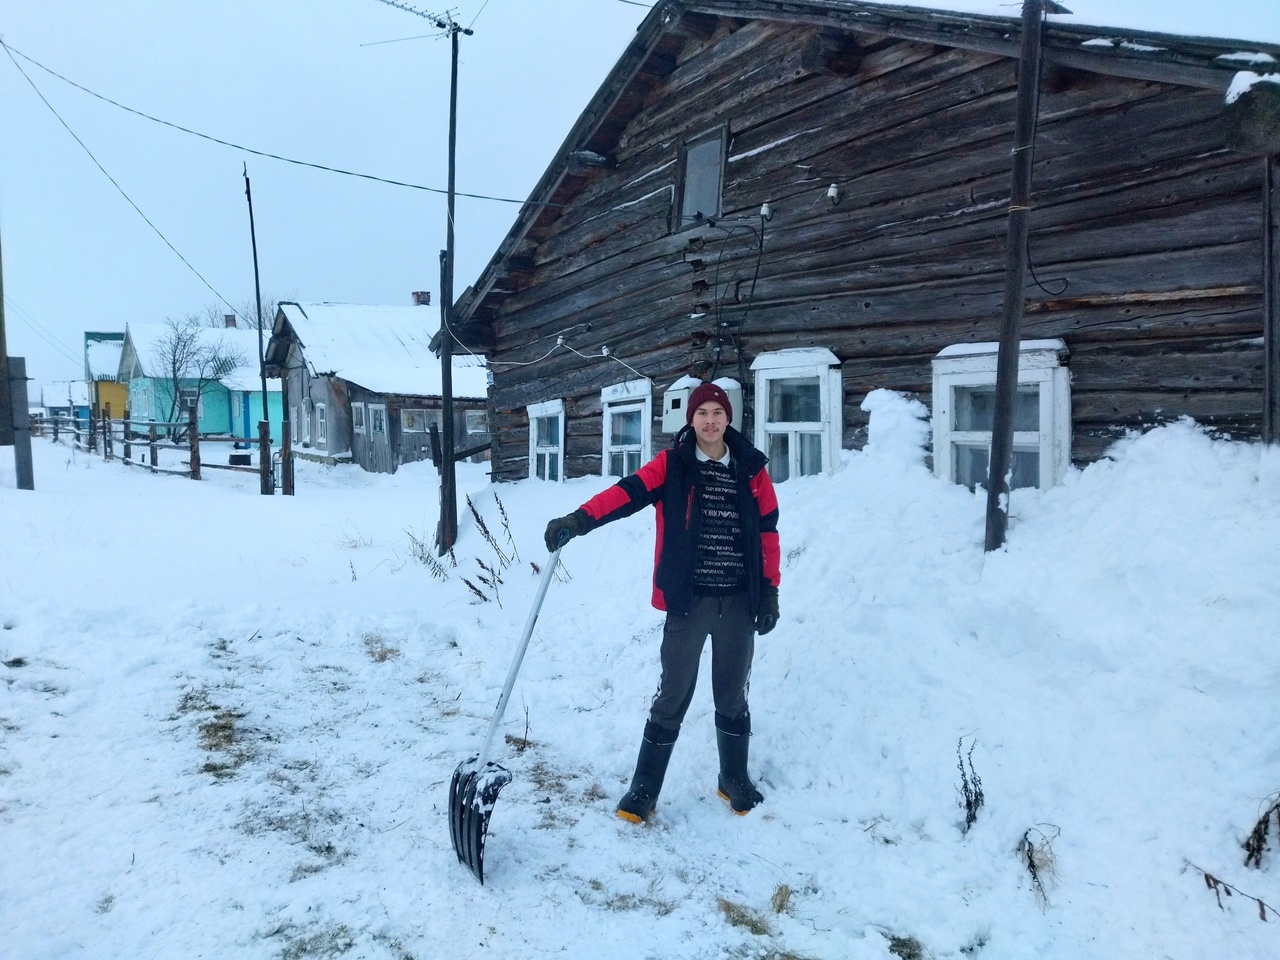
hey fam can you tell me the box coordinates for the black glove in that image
[755,584,779,635]
[544,510,588,552]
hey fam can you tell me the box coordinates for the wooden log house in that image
[449,0,1280,490]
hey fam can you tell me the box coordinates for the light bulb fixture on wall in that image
[827,183,840,205]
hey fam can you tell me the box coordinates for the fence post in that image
[188,405,200,480]
[149,424,158,474]
[258,419,273,495]
[102,410,112,461]
[123,408,131,464]
[282,424,294,496]
[89,411,97,453]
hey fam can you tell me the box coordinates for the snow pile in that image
[2,419,1280,959]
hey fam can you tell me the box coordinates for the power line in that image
[1,42,240,317]
[0,39,523,206]
[3,296,85,369]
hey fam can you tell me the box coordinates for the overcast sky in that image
[2,1,1278,388]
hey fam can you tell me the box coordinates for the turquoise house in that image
[120,322,282,440]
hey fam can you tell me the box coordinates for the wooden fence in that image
[44,407,276,491]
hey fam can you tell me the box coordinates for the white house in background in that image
[39,381,91,421]
[264,299,490,475]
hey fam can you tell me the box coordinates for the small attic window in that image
[678,128,725,229]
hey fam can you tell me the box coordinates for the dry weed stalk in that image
[1244,793,1280,868]
[1186,859,1279,921]
[957,736,985,833]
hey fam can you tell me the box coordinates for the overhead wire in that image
[3,296,86,368]
[0,41,242,318]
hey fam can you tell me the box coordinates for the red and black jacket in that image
[575,425,781,615]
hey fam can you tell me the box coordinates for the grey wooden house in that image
[447,0,1280,491]
[266,301,490,475]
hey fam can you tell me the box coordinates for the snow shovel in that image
[448,541,565,884]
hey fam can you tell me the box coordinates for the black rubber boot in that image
[616,721,678,824]
[715,712,764,815]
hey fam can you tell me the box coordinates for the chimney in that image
[412,291,432,307]
[224,314,237,328]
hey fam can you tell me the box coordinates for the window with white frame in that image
[527,399,564,481]
[352,403,366,435]
[369,404,387,436]
[301,399,311,445]
[465,409,488,435]
[752,349,843,483]
[931,340,1070,492]
[401,408,431,433]
[601,379,652,477]
[292,404,301,442]
[315,403,327,446]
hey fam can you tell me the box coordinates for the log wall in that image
[477,18,1265,482]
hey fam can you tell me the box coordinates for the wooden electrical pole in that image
[985,0,1047,552]
[1265,155,1279,443]
[437,18,469,555]
[0,228,13,449]
[244,166,274,495]
[374,2,472,553]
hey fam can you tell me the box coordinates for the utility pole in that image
[244,166,274,495]
[985,0,1048,552]
[376,1,472,553]
[437,16,471,555]
[0,228,13,448]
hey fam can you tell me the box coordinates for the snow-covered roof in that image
[85,338,124,381]
[278,302,489,399]
[40,382,90,407]
[852,1,1280,46]
[1227,70,1280,104]
[126,323,257,380]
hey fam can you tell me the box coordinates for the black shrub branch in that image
[1244,793,1280,869]
[957,736,985,833]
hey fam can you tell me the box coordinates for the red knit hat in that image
[686,381,733,425]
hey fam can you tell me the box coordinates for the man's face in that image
[692,401,728,446]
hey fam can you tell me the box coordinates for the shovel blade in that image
[448,757,512,884]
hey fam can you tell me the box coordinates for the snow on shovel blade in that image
[448,755,513,885]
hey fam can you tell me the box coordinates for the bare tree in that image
[199,293,294,332]
[151,315,246,437]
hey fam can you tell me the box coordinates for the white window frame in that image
[369,403,387,436]
[401,408,430,433]
[465,408,488,435]
[751,348,843,482]
[601,379,652,478]
[291,404,301,442]
[315,402,327,446]
[527,398,565,482]
[352,403,366,436]
[931,339,1070,492]
[301,398,312,445]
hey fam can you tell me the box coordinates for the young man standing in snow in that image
[543,381,781,823]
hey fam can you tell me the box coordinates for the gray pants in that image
[648,593,754,731]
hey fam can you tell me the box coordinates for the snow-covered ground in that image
[3,397,1280,960]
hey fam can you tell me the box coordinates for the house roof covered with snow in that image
[84,333,125,382]
[40,382,90,408]
[124,323,258,381]
[274,302,489,400]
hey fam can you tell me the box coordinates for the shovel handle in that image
[474,545,563,768]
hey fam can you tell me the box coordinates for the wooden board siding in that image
[477,20,1269,483]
